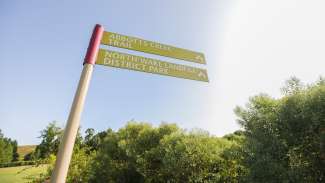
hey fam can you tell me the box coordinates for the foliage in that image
[65,147,95,183]
[88,122,242,183]
[221,131,247,182]
[0,130,18,164]
[83,128,107,152]
[34,121,62,159]
[235,77,325,182]
[11,140,19,162]
[24,152,36,161]
[3,77,324,182]
[0,161,36,168]
[31,126,104,183]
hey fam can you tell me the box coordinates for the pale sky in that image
[0,0,324,145]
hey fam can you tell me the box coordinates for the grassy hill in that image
[0,146,47,182]
[17,145,36,160]
[0,165,47,183]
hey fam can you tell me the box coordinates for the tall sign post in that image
[50,24,208,183]
[50,24,104,183]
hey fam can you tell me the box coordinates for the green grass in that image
[17,145,37,161]
[0,165,47,183]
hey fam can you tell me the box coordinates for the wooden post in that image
[50,24,104,183]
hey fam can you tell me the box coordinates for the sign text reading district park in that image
[101,31,206,64]
[96,49,209,82]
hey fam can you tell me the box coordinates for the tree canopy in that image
[235,77,325,182]
[0,129,18,164]
[4,77,324,183]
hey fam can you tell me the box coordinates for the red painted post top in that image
[84,24,104,65]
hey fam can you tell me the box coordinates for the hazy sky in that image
[1,0,324,145]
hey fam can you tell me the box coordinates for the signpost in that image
[50,25,104,183]
[50,24,208,183]
[96,49,208,82]
[101,31,206,64]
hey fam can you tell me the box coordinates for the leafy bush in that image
[235,77,325,182]
[88,123,242,183]
[27,77,325,182]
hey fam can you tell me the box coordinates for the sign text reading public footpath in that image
[101,31,206,64]
[96,49,208,82]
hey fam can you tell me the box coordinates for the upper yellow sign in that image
[96,49,209,82]
[101,31,206,64]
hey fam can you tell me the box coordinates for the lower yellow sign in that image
[96,49,209,82]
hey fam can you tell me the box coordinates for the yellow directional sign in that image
[101,31,206,64]
[96,49,209,82]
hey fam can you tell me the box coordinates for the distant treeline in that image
[0,130,18,164]
[0,160,36,168]
[1,77,324,183]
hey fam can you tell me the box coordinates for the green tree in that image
[24,151,36,161]
[34,121,62,159]
[65,147,95,183]
[84,128,95,146]
[235,77,325,182]
[84,128,107,152]
[88,122,242,183]
[11,140,19,161]
[0,129,14,164]
[157,130,236,182]
[221,130,248,182]
[89,124,146,183]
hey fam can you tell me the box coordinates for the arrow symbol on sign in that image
[198,71,207,79]
[195,55,204,61]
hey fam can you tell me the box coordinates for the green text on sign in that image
[96,49,209,82]
[101,31,206,64]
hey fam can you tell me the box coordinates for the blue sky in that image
[1,0,324,145]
